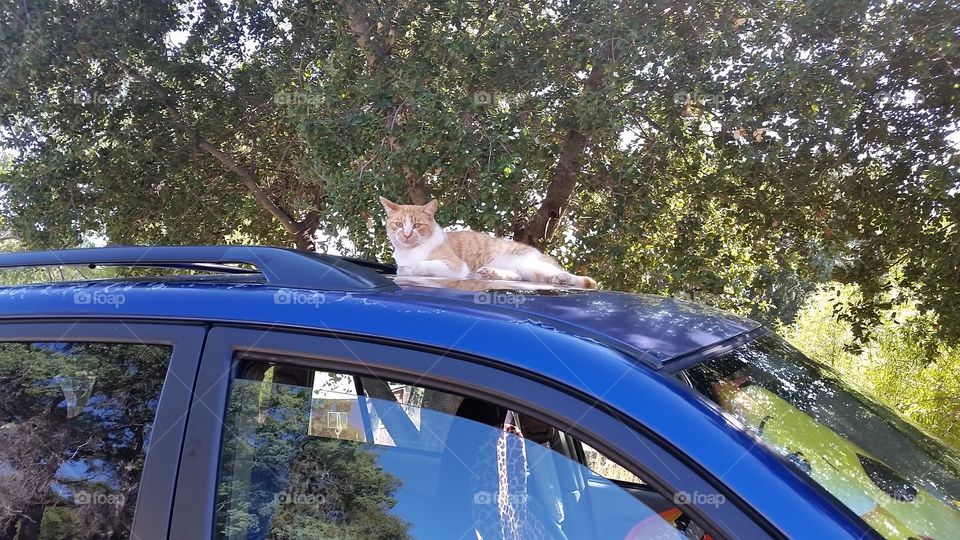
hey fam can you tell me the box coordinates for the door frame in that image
[172,324,775,539]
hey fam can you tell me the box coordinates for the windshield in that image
[683,332,960,539]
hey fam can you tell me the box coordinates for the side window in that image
[216,356,714,539]
[0,341,172,538]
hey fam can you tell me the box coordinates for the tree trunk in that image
[421,388,463,416]
[513,126,591,249]
[514,52,611,248]
[0,517,19,539]
[339,0,389,71]
[339,0,431,205]
[292,232,315,251]
[403,165,431,205]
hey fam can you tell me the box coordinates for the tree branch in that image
[111,56,313,248]
[160,101,302,236]
[338,0,390,72]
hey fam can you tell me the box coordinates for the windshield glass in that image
[683,332,960,539]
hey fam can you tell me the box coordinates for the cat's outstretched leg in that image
[516,263,598,289]
[550,271,598,289]
[400,259,469,278]
[475,266,521,281]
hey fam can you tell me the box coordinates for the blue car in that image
[0,246,956,540]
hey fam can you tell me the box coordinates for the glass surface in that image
[0,342,172,538]
[684,333,960,539]
[582,441,644,485]
[215,360,701,539]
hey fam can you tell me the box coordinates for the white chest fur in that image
[391,226,445,267]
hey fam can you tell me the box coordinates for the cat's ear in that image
[422,199,438,216]
[379,196,400,213]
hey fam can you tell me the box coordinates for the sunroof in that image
[0,246,399,292]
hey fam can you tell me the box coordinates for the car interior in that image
[213,357,710,540]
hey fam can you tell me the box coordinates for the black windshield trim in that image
[662,326,769,374]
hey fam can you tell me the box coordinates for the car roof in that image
[390,276,759,363]
[0,246,761,369]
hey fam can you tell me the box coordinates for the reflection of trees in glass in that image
[217,377,410,540]
[688,335,960,539]
[0,342,170,539]
[269,439,410,540]
[783,284,960,453]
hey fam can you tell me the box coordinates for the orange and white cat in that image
[380,196,597,288]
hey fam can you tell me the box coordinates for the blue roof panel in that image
[389,278,760,362]
[0,276,760,366]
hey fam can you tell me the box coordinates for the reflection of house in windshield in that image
[310,398,366,441]
[308,372,417,445]
[308,371,365,441]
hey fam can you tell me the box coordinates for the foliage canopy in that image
[1,0,958,339]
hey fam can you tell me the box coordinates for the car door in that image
[0,321,205,540]
[171,326,774,539]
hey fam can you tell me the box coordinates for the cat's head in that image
[379,196,440,249]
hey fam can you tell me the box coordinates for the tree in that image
[782,283,960,452]
[1,0,958,339]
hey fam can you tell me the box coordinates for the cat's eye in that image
[393,221,402,227]
[413,223,424,229]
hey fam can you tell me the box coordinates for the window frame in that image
[0,320,207,540]
[173,325,776,540]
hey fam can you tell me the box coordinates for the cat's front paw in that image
[475,266,498,280]
[396,265,415,276]
[476,266,520,281]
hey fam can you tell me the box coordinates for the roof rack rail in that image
[0,246,398,292]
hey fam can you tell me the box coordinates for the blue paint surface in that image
[0,276,868,538]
